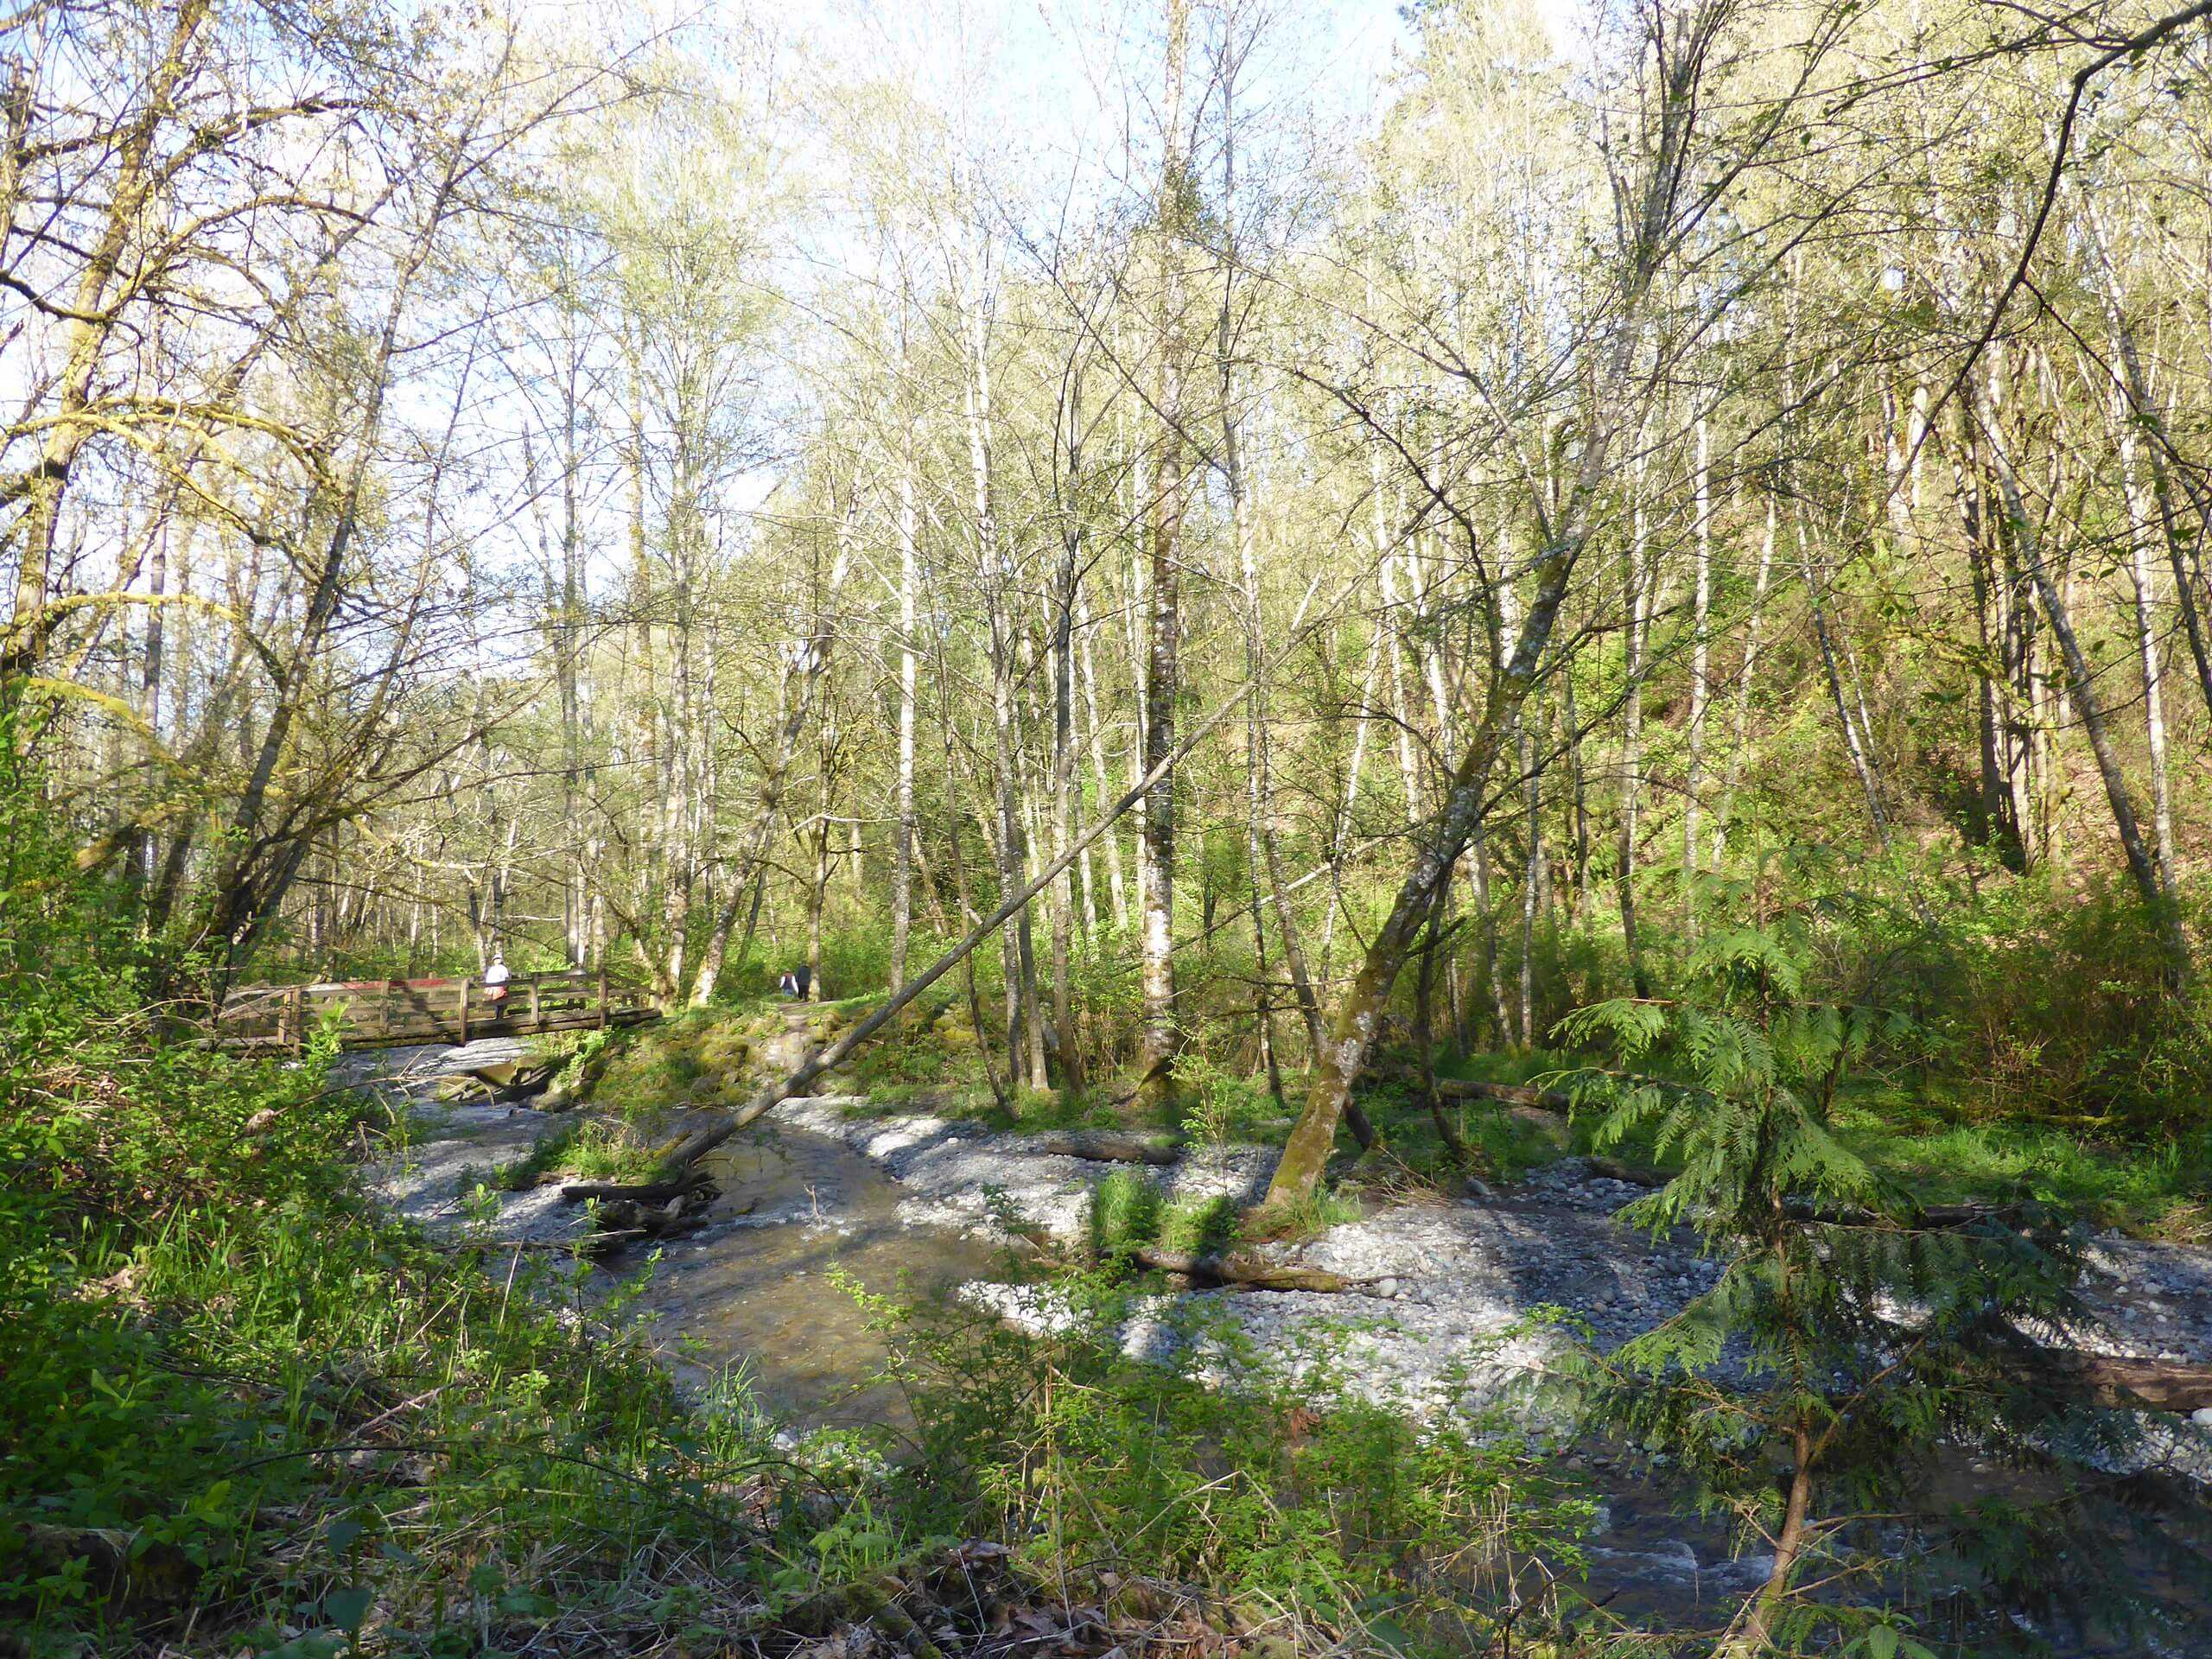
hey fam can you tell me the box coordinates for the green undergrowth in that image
[1843,1108,2212,1242]
[0,956,1593,1658]
[848,1268,1603,1649]
[490,1115,662,1190]
[1434,1044,2212,1240]
[1087,1170,1242,1257]
[0,987,823,1654]
[830,995,994,1101]
[1352,1071,1573,1190]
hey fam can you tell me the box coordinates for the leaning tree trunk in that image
[1263,527,1592,1208]
[2116,406,2177,883]
[1263,0,1702,1205]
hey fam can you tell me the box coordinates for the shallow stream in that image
[363,1039,2212,1656]
[625,1123,1014,1427]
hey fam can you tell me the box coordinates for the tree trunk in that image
[1683,413,1712,912]
[1077,584,1128,929]
[1981,385,2188,979]
[1052,372,1085,1090]
[1617,467,1653,999]
[892,448,919,992]
[1796,500,1891,848]
[1137,0,1192,1116]
[1711,491,1775,871]
[689,521,849,1007]
[1264,0,1701,1205]
[2116,406,2177,885]
[3,0,208,693]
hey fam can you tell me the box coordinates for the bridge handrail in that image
[213,969,658,1052]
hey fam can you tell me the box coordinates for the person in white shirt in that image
[484,949,511,1004]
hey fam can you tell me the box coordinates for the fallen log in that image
[1586,1155,2005,1230]
[563,623,1350,1203]
[1586,1155,1670,1188]
[435,1230,648,1259]
[560,1171,715,1205]
[2066,1353,2212,1414]
[1025,1130,1185,1166]
[998,1217,1380,1296]
[1430,1077,1576,1113]
[1127,1246,1379,1295]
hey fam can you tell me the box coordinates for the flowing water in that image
[623,1122,1015,1428]
[364,1030,2210,1654]
[607,1128,2212,1656]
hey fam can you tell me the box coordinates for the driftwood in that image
[560,1173,713,1205]
[1027,1130,1185,1166]
[582,1191,716,1245]
[2071,1353,2212,1414]
[1128,1246,1378,1294]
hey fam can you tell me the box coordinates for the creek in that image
[359,1040,2212,1655]
[626,1124,1013,1426]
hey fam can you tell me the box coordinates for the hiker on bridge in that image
[483,949,511,1005]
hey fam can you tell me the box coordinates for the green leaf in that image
[325,1586,372,1633]
[259,1634,346,1659]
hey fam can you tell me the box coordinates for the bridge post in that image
[458,981,469,1046]
[528,978,541,1031]
[597,968,608,1030]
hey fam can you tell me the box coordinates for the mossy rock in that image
[696,1026,754,1068]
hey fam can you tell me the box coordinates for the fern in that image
[1553,923,2190,1652]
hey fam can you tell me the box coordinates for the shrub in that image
[1558,922,2197,1652]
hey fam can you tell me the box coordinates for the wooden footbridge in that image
[216,970,659,1052]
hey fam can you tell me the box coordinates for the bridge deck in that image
[216,970,658,1052]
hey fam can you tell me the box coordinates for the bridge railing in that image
[215,970,658,1052]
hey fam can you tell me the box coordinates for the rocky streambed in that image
[354,1035,2212,1430]
[350,1031,2212,1651]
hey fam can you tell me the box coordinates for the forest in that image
[10,0,2212,1653]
